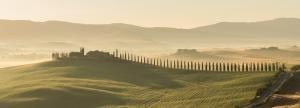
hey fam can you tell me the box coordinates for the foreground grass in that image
[0,59,276,108]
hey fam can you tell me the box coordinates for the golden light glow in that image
[0,0,300,28]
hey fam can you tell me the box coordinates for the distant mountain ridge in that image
[0,18,299,49]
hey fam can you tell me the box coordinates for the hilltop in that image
[0,58,276,108]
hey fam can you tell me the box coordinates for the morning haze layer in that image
[0,18,299,49]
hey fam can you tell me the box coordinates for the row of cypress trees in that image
[112,50,283,72]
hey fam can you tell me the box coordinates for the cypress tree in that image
[246,63,249,72]
[219,63,222,72]
[256,63,258,72]
[216,62,219,72]
[234,63,237,72]
[230,63,234,72]
[268,63,272,72]
[269,63,273,72]
[179,60,182,69]
[272,63,276,72]
[265,63,268,72]
[253,63,256,72]
[205,62,207,71]
[197,62,200,71]
[166,59,169,68]
[170,60,173,69]
[177,60,180,69]
[191,61,194,70]
[115,49,119,58]
[223,63,226,72]
[171,60,174,69]
[226,63,230,72]
[275,62,279,71]
[217,63,219,72]
[220,62,223,72]
[212,62,215,71]
[125,52,128,61]
[157,58,159,66]
[172,60,175,69]
[256,63,259,72]
[163,59,166,68]
[190,61,192,70]
[201,62,204,71]
[208,62,211,71]
[160,59,163,67]
[180,60,183,69]
[183,61,186,70]
[252,63,255,72]
[127,53,130,61]
[261,63,264,72]
[186,61,189,70]
[190,61,193,71]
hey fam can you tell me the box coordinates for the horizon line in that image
[0,17,299,29]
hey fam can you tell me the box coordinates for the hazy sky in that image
[1,0,300,28]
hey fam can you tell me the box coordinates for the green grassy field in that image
[0,59,276,108]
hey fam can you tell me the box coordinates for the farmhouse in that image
[52,48,115,60]
[69,47,85,58]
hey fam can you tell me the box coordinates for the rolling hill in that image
[0,59,277,108]
[0,18,299,49]
[164,47,300,65]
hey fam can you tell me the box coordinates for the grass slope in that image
[0,59,276,108]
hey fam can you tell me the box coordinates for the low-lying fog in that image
[1,43,299,68]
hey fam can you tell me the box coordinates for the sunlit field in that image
[0,59,276,108]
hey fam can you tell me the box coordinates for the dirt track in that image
[263,72,300,107]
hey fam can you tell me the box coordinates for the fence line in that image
[112,49,284,72]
